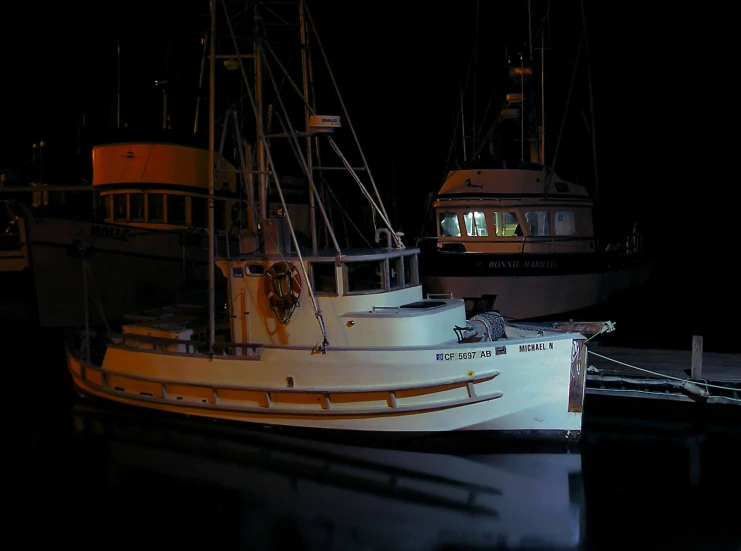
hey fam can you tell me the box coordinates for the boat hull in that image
[65,332,587,440]
[25,216,213,327]
[0,266,37,321]
[420,250,651,319]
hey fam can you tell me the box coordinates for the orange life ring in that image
[263,261,302,309]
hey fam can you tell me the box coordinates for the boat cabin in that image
[433,168,597,254]
[92,142,242,234]
[212,246,466,349]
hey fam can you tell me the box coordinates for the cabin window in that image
[190,196,206,228]
[168,195,186,225]
[148,194,164,222]
[525,211,551,236]
[130,194,145,221]
[439,211,461,237]
[214,200,225,231]
[230,201,247,229]
[403,254,417,287]
[345,260,384,293]
[493,211,521,237]
[464,210,489,237]
[311,262,337,295]
[389,257,403,289]
[99,196,112,221]
[555,211,576,236]
[113,194,127,221]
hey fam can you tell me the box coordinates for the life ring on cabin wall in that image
[263,261,302,324]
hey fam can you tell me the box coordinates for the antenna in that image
[551,29,584,174]
[540,3,549,164]
[527,0,533,63]
[116,37,121,129]
[207,0,216,356]
[194,30,208,134]
[581,0,599,202]
[471,0,480,158]
[520,51,525,164]
[298,0,318,255]
[155,43,172,130]
[540,26,545,164]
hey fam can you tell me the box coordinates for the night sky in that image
[0,3,659,211]
[0,2,730,332]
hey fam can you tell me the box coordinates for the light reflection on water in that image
[14,325,741,550]
[60,400,587,551]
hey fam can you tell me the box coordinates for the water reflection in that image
[580,419,741,551]
[62,401,585,551]
[25,377,741,551]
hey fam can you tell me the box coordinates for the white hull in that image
[424,262,651,319]
[66,332,587,439]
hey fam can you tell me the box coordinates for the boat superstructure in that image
[22,138,244,327]
[65,0,613,440]
[1,38,308,327]
[417,1,651,320]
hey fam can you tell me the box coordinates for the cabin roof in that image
[221,247,420,263]
[436,168,591,199]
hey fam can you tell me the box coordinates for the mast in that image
[207,0,216,355]
[161,42,171,129]
[194,30,208,134]
[519,51,525,164]
[116,37,121,129]
[581,0,599,201]
[459,77,467,162]
[304,4,398,247]
[527,0,533,62]
[299,0,318,255]
[220,0,330,348]
[254,4,267,225]
[527,0,533,164]
[540,11,545,163]
[471,0,480,160]
[550,29,583,174]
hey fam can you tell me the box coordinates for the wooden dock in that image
[585,336,741,408]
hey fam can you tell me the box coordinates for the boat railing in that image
[371,305,401,313]
[0,184,95,212]
[519,235,595,253]
[111,332,262,359]
[603,226,645,256]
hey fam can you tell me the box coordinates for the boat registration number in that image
[436,350,492,361]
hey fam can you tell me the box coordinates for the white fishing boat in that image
[417,1,651,320]
[65,0,613,441]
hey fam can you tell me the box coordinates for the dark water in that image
[13,323,741,551]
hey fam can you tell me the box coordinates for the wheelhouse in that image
[92,142,242,234]
[215,247,433,348]
[435,203,595,253]
[430,168,597,254]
